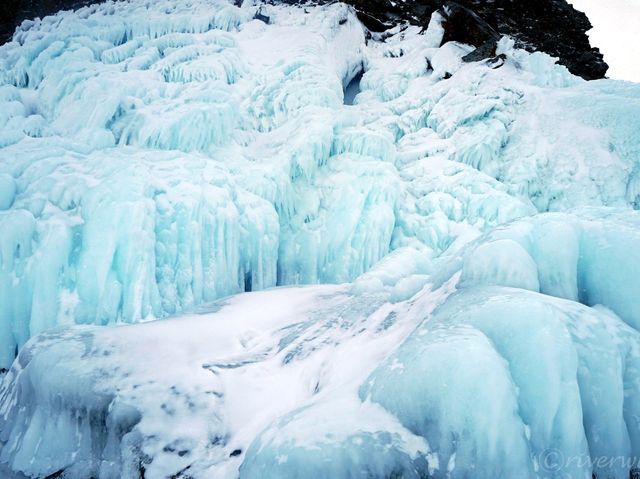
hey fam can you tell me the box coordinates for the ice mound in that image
[2,209,639,479]
[0,0,639,477]
[362,286,640,479]
[362,210,640,479]
[239,398,434,479]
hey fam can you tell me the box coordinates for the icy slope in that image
[2,209,640,479]
[0,0,639,369]
[0,0,639,477]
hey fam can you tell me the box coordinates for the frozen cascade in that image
[0,0,639,478]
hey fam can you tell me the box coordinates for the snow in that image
[0,0,639,478]
[0,283,449,478]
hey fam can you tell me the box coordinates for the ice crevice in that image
[0,0,640,478]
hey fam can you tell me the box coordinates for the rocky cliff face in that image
[349,0,608,80]
[0,0,608,80]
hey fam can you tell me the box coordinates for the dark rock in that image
[42,470,66,479]
[229,449,242,457]
[344,0,608,80]
[462,40,498,63]
[440,2,499,64]
[441,2,500,49]
[254,10,271,24]
[486,53,507,69]
[254,6,271,24]
[355,10,389,32]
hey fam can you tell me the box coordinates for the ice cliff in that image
[0,0,639,478]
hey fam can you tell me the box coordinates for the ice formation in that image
[0,0,639,477]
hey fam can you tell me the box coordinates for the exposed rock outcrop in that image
[349,0,608,80]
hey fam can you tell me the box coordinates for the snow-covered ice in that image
[0,0,639,477]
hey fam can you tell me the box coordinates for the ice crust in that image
[0,0,640,478]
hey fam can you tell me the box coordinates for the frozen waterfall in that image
[0,0,639,478]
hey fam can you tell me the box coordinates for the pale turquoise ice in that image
[0,0,639,478]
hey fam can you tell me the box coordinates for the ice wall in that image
[0,2,640,477]
[1,210,639,479]
[362,209,640,479]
